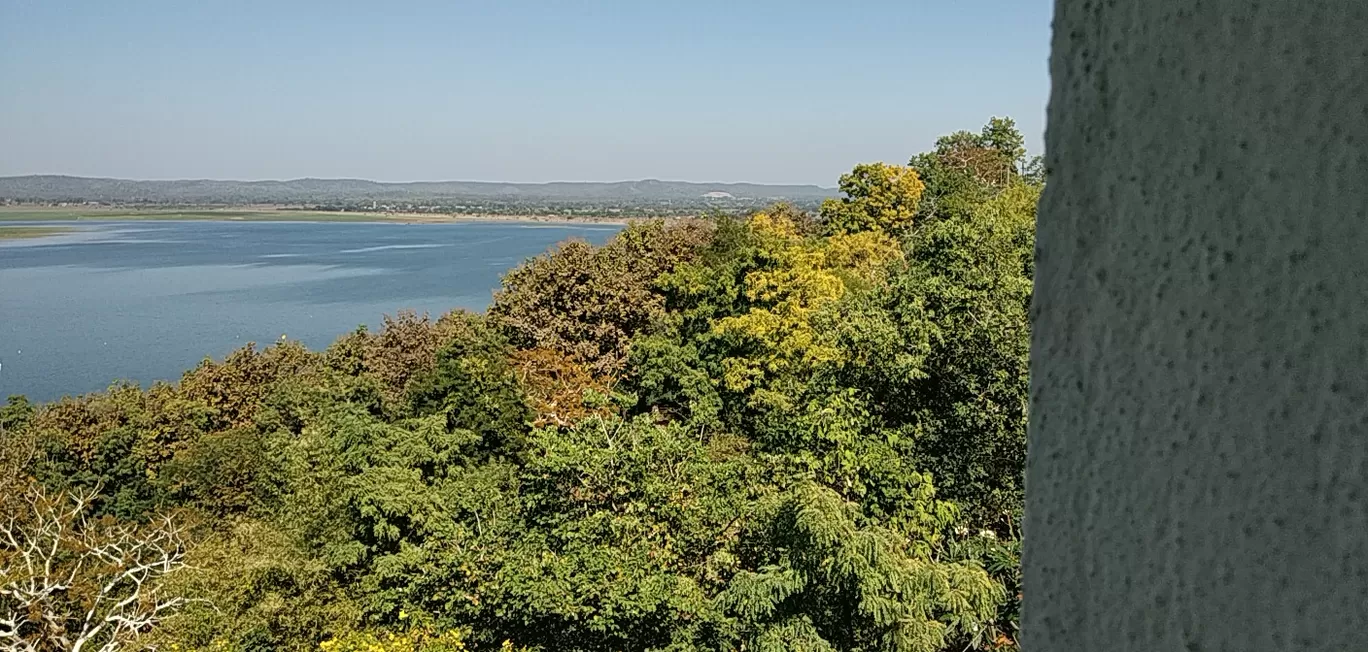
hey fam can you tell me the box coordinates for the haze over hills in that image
[0,175,837,205]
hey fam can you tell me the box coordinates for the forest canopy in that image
[0,118,1039,652]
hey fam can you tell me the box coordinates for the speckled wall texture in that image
[1023,3,1368,650]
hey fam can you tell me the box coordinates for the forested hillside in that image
[0,119,1040,652]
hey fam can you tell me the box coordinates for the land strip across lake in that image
[0,206,633,225]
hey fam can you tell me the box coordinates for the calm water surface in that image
[0,220,619,402]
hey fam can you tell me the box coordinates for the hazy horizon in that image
[0,0,1051,186]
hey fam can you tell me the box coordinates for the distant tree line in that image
[3,198,827,220]
[297,197,824,219]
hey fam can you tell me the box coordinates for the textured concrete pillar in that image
[1024,3,1368,650]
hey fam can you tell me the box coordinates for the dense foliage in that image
[0,119,1039,652]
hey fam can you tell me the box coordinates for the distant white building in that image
[701,191,734,199]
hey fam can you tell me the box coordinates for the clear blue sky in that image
[0,0,1051,185]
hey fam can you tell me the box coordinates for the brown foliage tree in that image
[325,310,481,414]
[509,347,616,428]
[177,341,317,431]
[490,220,712,377]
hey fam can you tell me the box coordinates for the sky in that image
[0,0,1052,186]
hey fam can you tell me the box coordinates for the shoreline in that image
[323,210,634,225]
[0,205,661,226]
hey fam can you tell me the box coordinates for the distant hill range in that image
[0,175,836,205]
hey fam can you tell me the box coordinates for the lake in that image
[0,220,620,402]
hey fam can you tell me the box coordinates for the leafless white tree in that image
[0,486,188,652]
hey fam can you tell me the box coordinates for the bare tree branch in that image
[0,483,187,652]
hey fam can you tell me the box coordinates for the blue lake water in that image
[0,220,620,402]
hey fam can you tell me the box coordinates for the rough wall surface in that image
[1025,3,1368,650]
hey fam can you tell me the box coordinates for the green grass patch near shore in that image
[0,225,77,240]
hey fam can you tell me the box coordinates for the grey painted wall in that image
[1024,3,1368,650]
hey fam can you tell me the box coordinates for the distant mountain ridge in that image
[0,175,837,204]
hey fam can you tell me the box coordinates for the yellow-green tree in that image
[819,162,926,234]
[318,628,469,652]
[709,209,903,407]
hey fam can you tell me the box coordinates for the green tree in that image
[160,426,282,517]
[720,484,1000,652]
[471,416,762,650]
[0,395,34,433]
[843,181,1038,531]
[908,117,1032,224]
[406,320,532,455]
[159,519,361,652]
